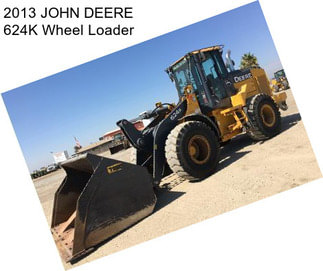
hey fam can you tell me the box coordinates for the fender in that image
[181,113,221,138]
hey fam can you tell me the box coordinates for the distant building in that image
[99,120,145,141]
[99,128,123,141]
[76,138,112,155]
[77,120,145,155]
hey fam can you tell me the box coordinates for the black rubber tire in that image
[247,93,281,140]
[165,121,220,181]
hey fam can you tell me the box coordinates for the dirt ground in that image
[33,89,322,269]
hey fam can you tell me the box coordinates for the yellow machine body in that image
[183,67,287,143]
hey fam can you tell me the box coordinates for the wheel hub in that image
[260,104,276,127]
[188,135,211,165]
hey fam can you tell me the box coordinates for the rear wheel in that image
[165,121,220,181]
[247,94,281,140]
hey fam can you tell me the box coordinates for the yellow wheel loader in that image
[271,69,290,92]
[51,45,288,262]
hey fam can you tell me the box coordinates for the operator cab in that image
[274,69,286,80]
[166,45,236,112]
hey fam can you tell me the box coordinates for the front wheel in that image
[165,121,220,181]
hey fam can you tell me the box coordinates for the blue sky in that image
[2,1,284,172]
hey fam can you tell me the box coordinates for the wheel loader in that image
[271,69,289,92]
[51,45,288,262]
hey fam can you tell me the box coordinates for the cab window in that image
[201,53,226,99]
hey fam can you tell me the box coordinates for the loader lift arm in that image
[118,100,187,186]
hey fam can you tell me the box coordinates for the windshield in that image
[275,70,285,78]
[172,58,201,96]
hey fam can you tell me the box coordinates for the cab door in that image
[201,54,227,100]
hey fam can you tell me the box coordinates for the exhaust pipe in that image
[225,50,235,72]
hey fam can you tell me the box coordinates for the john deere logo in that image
[234,72,252,83]
[106,163,122,174]
[224,80,232,87]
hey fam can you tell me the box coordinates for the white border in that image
[0,1,322,270]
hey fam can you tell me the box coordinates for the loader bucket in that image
[51,153,156,262]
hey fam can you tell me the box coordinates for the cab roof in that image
[167,45,223,71]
